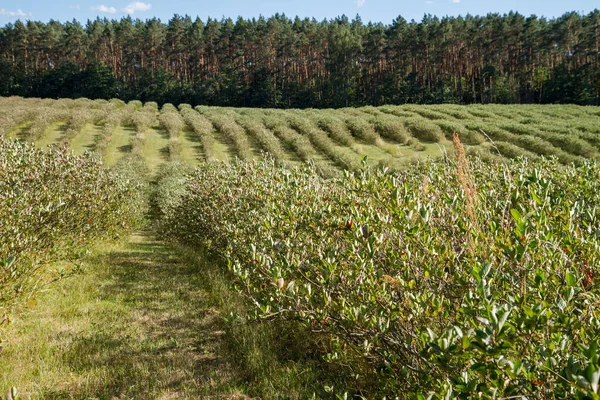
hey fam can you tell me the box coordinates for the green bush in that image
[201,109,253,160]
[314,113,355,146]
[405,105,447,120]
[151,162,194,231]
[180,107,216,161]
[128,100,143,110]
[162,157,600,398]
[236,113,287,162]
[345,116,380,144]
[0,138,144,304]
[494,141,540,160]
[370,115,412,144]
[434,105,473,120]
[405,118,445,142]
[436,120,485,145]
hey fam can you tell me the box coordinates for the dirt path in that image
[1,233,249,399]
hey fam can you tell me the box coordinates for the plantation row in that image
[1,97,600,173]
[0,138,146,306]
[155,143,600,397]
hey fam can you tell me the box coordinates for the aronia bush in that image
[0,137,145,306]
[161,152,600,398]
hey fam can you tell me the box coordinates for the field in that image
[2,96,600,398]
[2,97,600,174]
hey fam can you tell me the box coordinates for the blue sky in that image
[1,0,599,25]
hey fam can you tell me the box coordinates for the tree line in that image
[1,11,599,108]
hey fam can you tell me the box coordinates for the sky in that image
[1,0,599,26]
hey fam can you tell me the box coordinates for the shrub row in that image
[312,112,356,146]
[94,104,134,157]
[158,104,186,161]
[61,109,105,144]
[180,107,217,161]
[0,107,39,137]
[130,104,157,155]
[404,117,445,142]
[160,155,600,398]
[287,112,362,171]
[235,112,287,162]
[262,113,337,176]
[369,114,412,145]
[25,107,70,142]
[344,115,381,144]
[0,137,145,305]
[198,107,253,160]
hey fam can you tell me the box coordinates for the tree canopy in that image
[1,11,599,107]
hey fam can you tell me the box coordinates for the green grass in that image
[69,124,101,156]
[1,233,338,399]
[179,128,203,165]
[210,131,236,162]
[103,125,134,168]
[34,122,66,149]
[6,122,32,140]
[142,125,171,174]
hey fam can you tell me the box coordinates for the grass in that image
[178,129,203,166]
[1,233,339,399]
[141,125,171,174]
[34,122,67,149]
[69,124,101,156]
[103,125,134,168]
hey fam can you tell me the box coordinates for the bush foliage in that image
[160,155,600,398]
[0,138,144,304]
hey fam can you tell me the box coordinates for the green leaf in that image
[566,271,577,287]
[510,208,522,223]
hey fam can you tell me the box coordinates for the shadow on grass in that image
[41,233,243,399]
[183,128,205,161]
[34,233,348,399]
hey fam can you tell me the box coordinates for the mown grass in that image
[69,124,101,156]
[1,233,342,399]
[102,125,134,168]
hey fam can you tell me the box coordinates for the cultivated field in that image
[2,96,600,397]
[2,96,600,174]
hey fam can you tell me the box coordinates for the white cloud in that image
[452,0,461,3]
[122,2,152,14]
[69,4,81,9]
[91,5,117,13]
[355,0,366,8]
[0,8,30,17]
[425,1,433,3]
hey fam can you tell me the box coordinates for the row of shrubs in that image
[262,112,338,176]
[198,107,254,160]
[158,103,186,161]
[155,150,600,398]
[180,105,217,161]
[0,137,146,307]
[287,111,363,171]
[235,111,288,163]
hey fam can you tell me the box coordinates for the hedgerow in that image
[235,112,287,163]
[161,153,600,398]
[158,105,186,161]
[404,117,445,142]
[0,138,145,306]
[180,107,217,161]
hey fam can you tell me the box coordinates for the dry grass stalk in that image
[452,132,479,254]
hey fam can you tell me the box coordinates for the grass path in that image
[143,126,170,174]
[103,125,134,168]
[0,233,248,399]
[69,124,101,156]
